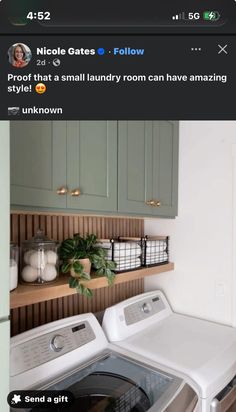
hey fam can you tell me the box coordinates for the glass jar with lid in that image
[21,229,59,284]
[10,243,19,291]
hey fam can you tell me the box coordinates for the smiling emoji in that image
[35,83,46,94]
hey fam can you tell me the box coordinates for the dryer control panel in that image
[124,295,166,325]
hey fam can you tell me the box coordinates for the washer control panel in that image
[11,321,95,376]
[124,295,166,325]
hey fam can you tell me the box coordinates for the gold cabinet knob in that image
[146,199,161,207]
[57,186,68,195]
[70,188,81,196]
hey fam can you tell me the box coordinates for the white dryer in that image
[10,312,197,412]
[102,290,236,412]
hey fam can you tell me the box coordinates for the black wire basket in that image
[96,237,142,272]
[142,236,169,267]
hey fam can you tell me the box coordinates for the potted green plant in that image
[59,233,116,297]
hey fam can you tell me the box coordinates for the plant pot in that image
[70,258,91,277]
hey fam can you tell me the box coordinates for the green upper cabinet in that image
[11,120,178,217]
[11,121,117,213]
[66,121,117,212]
[10,121,67,209]
[118,121,178,217]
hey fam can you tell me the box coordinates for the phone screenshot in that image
[1,1,236,411]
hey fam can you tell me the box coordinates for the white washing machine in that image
[10,312,198,412]
[102,290,236,412]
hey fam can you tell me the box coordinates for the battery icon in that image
[203,11,220,21]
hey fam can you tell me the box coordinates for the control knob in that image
[50,335,64,352]
[141,302,152,314]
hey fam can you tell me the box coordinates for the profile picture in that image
[8,43,32,68]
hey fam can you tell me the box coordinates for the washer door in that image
[29,372,150,412]
[68,372,151,412]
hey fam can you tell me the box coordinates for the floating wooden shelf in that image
[10,263,174,309]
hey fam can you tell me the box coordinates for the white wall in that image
[145,121,236,326]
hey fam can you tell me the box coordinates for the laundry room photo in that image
[0,119,236,412]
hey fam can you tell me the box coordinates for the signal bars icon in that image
[172,12,185,20]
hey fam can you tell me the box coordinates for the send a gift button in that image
[8,390,74,409]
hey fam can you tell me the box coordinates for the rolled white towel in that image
[145,252,168,265]
[96,242,112,249]
[116,258,141,271]
[145,252,167,258]
[114,242,140,251]
[107,248,141,259]
[97,242,142,259]
[113,256,141,264]
[97,241,141,250]
[145,240,167,253]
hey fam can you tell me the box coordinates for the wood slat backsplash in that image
[11,213,144,243]
[10,212,144,336]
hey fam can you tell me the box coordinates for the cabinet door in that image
[67,121,117,212]
[10,121,67,209]
[118,121,178,217]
